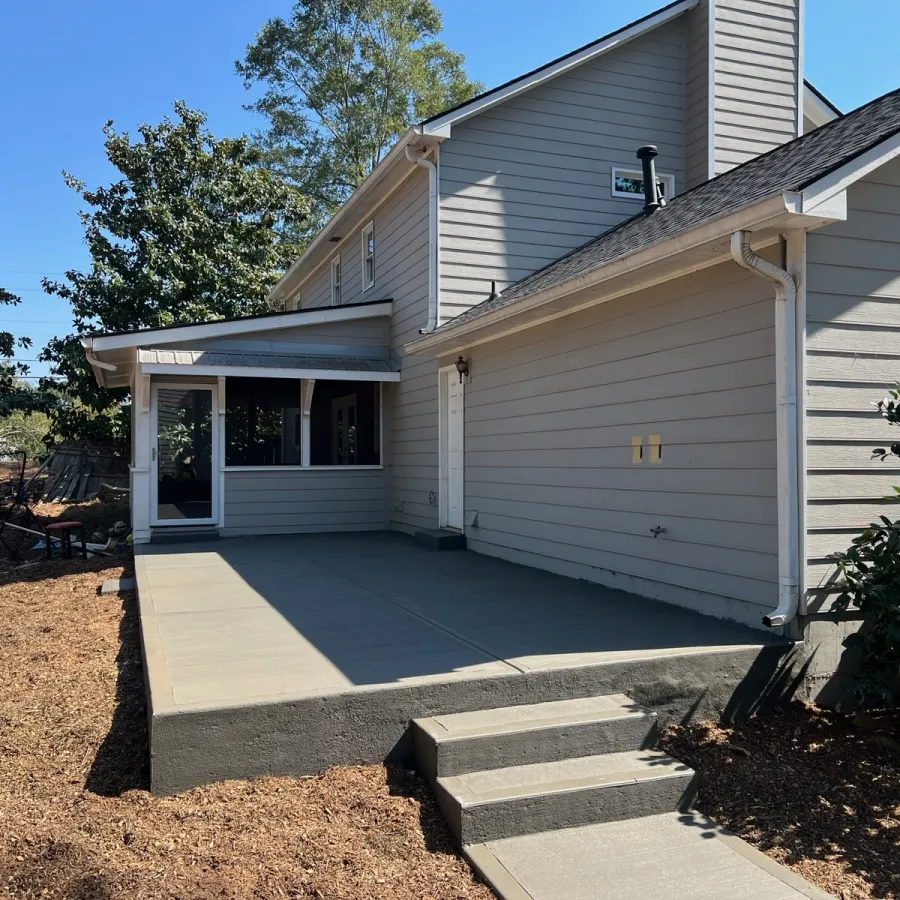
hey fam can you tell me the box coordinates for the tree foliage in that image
[0,288,55,420]
[41,102,308,444]
[238,0,481,238]
[831,389,900,707]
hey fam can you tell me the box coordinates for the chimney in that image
[636,145,665,215]
[684,0,802,188]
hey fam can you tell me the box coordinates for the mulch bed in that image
[662,704,900,900]
[0,556,493,899]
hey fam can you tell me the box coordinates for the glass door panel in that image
[155,387,214,522]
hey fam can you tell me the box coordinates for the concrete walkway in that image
[468,812,836,900]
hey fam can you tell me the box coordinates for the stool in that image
[45,521,88,560]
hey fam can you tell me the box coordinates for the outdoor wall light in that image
[455,355,470,383]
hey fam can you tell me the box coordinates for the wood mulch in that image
[662,703,900,900]
[0,556,493,899]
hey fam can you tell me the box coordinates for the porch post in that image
[301,379,316,467]
[217,376,226,529]
[131,373,152,543]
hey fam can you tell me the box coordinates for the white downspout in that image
[405,145,439,332]
[730,231,800,628]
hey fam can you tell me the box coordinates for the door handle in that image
[152,447,157,462]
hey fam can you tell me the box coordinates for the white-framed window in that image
[361,220,375,291]
[611,166,675,201]
[330,255,341,306]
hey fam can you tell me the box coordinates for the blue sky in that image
[1,0,895,378]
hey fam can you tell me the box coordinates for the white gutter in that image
[405,146,439,332]
[730,231,800,629]
[83,345,118,387]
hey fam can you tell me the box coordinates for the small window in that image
[611,166,675,201]
[331,255,341,306]
[361,221,375,291]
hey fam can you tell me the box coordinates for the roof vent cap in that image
[636,145,666,215]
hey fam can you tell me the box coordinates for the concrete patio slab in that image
[134,532,798,793]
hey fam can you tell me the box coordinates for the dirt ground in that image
[663,704,900,900]
[0,555,493,900]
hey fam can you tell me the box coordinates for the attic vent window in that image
[611,166,674,202]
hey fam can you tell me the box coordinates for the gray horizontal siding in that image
[223,469,388,535]
[290,168,437,535]
[805,157,900,599]
[712,0,799,174]
[684,0,710,188]
[178,318,390,353]
[459,257,779,628]
[438,18,687,322]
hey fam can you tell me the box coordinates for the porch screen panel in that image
[310,380,380,466]
[225,378,302,466]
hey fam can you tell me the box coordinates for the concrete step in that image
[150,527,219,545]
[413,694,657,780]
[414,528,466,550]
[434,749,696,846]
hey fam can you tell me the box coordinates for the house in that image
[83,0,900,700]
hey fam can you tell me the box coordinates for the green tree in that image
[0,289,55,422]
[41,101,308,444]
[238,0,481,239]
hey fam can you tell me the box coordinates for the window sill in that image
[223,465,384,472]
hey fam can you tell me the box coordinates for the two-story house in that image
[84,0,900,697]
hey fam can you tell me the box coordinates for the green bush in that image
[830,388,900,707]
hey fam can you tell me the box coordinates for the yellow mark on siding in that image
[631,435,643,464]
[649,434,662,463]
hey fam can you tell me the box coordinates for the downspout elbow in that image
[730,231,800,630]
[84,347,118,388]
[405,145,439,332]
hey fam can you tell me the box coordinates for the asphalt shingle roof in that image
[434,87,900,335]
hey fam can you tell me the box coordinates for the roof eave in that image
[266,128,446,307]
[85,301,393,354]
[406,192,845,358]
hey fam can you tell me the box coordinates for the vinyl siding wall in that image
[712,0,800,174]
[438,19,687,322]
[684,0,711,188]
[168,318,391,353]
[221,469,388,536]
[804,159,900,609]
[458,258,780,629]
[274,167,438,535]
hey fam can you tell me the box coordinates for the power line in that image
[0,270,67,276]
[0,319,71,325]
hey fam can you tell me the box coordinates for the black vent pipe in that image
[636,144,664,215]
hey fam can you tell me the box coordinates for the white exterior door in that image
[440,368,465,531]
[150,383,219,526]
